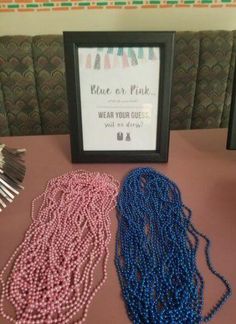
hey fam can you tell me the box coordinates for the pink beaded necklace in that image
[0,170,119,324]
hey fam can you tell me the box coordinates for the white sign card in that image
[78,47,160,151]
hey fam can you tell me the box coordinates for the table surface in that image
[0,129,236,324]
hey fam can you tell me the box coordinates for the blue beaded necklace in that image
[115,167,231,324]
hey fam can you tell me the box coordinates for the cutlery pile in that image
[0,144,26,212]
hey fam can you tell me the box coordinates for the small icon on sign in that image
[125,133,131,141]
[117,132,123,141]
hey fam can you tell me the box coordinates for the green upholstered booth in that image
[0,31,235,136]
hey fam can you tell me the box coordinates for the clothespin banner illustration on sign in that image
[81,47,158,70]
[0,144,26,212]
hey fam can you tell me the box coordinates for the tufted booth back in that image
[0,31,236,136]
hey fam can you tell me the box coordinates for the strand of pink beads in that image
[0,170,119,324]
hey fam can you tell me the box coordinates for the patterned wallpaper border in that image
[0,0,236,12]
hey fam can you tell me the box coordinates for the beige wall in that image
[0,9,236,36]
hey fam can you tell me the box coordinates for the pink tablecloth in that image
[0,129,236,323]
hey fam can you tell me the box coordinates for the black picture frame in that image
[63,31,175,163]
[227,61,236,150]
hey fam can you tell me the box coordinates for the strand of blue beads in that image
[115,167,231,324]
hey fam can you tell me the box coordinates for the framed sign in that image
[227,61,236,150]
[63,32,175,163]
